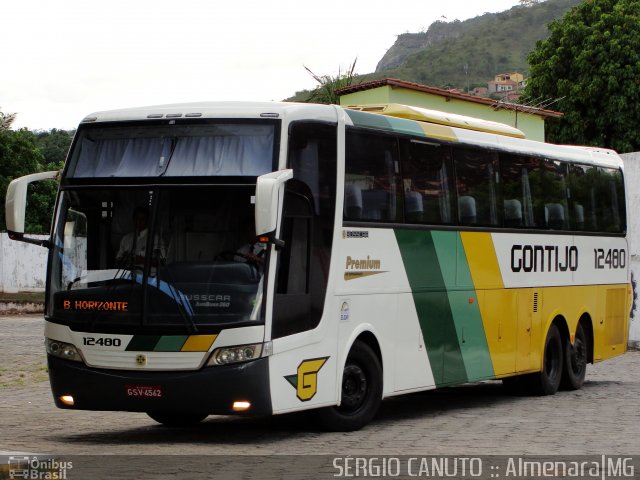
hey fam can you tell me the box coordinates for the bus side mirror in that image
[5,170,61,247]
[255,169,293,236]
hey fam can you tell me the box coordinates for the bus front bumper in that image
[47,355,272,416]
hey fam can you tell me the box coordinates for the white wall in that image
[0,233,48,293]
[622,152,640,348]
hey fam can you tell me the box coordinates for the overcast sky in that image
[3,0,523,131]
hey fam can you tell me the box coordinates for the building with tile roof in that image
[336,78,562,141]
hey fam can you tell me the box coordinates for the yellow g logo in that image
[285,357,329,401]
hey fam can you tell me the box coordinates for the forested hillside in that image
[288,0,581,101]
[374,0,582,89]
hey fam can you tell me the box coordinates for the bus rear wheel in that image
[521,323,564,396]
[147,412,208,427]
[317,340,382,432]
[561,323,588,390]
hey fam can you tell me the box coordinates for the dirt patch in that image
[0,362,48,387]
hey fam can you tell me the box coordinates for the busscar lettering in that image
[63,300,129,311]
[187,294,231,302]
[510,244,578,273]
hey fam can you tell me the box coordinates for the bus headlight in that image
[207,342,271,366]
[46,338,83,362]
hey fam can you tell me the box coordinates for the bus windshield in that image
[47,186,266,333]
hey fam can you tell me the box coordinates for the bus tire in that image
[525,323,564,395]
[317,340,382,432]
[561,323,587,390]
[147,412,208,427]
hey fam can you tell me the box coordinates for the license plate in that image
[125,384,163,398]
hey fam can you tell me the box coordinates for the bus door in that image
[272,187,314,338]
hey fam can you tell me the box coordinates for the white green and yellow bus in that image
[5,102,630,431]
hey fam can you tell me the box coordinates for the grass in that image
[0,364,48,387]
[0,292,45,303]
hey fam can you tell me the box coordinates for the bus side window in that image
[454,147,500,227]
[568,163,599,232]
[345,129,400,223]
[500,153,538,228]
[597,167,625,233]
[538,159,569,230]
[399,139,453,225]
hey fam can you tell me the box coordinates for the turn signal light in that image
[232,401,251,412]
[59,395,75,406]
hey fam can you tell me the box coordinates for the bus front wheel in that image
[317,340,382,432]
[147,412,208,427]
[561,323,587,390]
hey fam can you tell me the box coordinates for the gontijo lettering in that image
[63,300,129,311]
[511,244,578,273]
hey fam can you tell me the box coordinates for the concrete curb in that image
[0,301,44,315]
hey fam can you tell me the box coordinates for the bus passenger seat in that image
[362,190,389,221]
[574,203,584,230]
[405,191,424,222]
[545,203,566,230]
[344,184,362,219]
[504,199,523,227]
[459,195,477,225]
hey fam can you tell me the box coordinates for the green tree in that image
[525,0,640,152]
[304,59,359,105]
[35,129,74,165]
[0,126,66,234]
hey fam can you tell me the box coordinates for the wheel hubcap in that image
[341,364,367,411]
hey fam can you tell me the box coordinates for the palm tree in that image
[0,108,17,131]
[304,59,359,105]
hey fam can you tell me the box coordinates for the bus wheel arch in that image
[317,332,383,431]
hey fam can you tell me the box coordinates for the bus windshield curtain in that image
[72,126,273,178]
[165,131,273,176]
[73,138,169,177]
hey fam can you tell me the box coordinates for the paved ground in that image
[0,315,638,478]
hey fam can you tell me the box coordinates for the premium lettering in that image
[511,245,578,273]
[345,256,381,270]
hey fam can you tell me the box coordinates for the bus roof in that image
[80,101,339,125]
[344,103,622,170]
[79,101,622,170]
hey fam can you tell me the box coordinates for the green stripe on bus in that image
[384,115,427,138]
[154,335,189,352]
[126,335,161,351]
[345,109,427,138]
[345,109,394,131]
[432,232,495,381]
[395,229,467,387]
